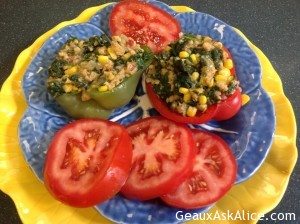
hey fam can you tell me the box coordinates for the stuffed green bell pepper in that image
[47,34,153,119]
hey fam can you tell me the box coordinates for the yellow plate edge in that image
[0,4,297,224]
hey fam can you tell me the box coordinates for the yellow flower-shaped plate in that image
[0,4,297,224]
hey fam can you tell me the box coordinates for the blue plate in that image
[19,1,275,223]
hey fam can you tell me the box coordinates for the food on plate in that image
[53,93,112,119]
[146,33,242,123]
[161,130,237,209]
[47,34,153,118]
[43,119,133,207]
[241,93,250,105]
[109,0,181,52]
[40,0,242,214]
[213,88,242,120]
[121,117,196,200]
[43,116,238,209]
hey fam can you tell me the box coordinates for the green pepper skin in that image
[56,94,112,119]
[87,47,154,110]
[87,68,142,109]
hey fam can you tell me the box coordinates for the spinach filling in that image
[47,81,64,97]
[47,34,149,99]
[69,75,88,89]
[153,73,172,100]
[146,33,240,116]
[48,59,66,78]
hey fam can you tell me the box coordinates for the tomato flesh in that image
[44,119,132,207]
[109,0,181,52]
[161,130,237,209]
[121,117,196,200]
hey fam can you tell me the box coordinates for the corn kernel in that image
[197,104,207,111]
[98,55,110,65]
[108,47,117,60]
[198,95,207,105]
[179,51,189,59]
[242,94,250,105]
[224,59,234,70]
[190,54,198,65]
[64,66,78,76]
[183,93,191,103]
[63,84,73,93]
[179,87,189,94]
[191,72,200,81]
[122,52,131,60]
[218,68,231,77]
[215,74,228,83]
[98,85,108,92]
[187,106,197,117]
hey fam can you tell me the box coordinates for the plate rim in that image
[18,2,276,223]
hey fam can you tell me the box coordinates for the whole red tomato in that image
[109,0,181,52]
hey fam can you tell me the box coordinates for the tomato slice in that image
[121,117,196,200]
[109,0,181,52]
[213,89,242,121]
[161,130,237,209]
[146,82,218,124]
[43,119,132,207]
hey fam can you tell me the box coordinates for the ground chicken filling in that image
[146,33,240,117]
[47,34,144,101]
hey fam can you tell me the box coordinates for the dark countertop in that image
[0,0,299,223]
